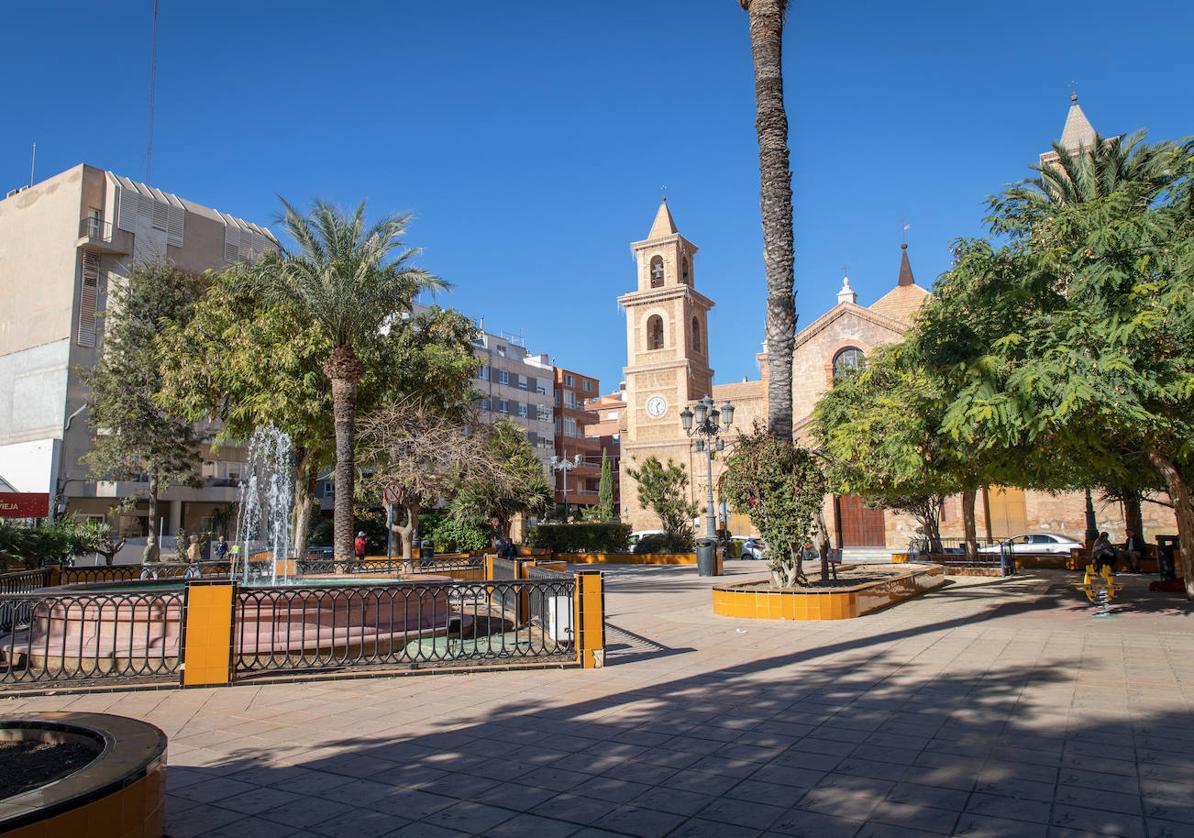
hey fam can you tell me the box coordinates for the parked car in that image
[977,533,1081,555]
[628,530,665,549]
[738,537,767,560]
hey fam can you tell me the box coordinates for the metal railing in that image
[0,568,53,596]
[0,589,184,684]
[234,578,575,677]
[79,216,114,240]
[59,562,236,585]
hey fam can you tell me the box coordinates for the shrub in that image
[0,518,106,568]
[527,523,631,554]
[427,516,489,553]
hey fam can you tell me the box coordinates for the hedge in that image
[527,523,631,554]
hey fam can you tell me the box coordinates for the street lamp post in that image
[550,454,583,521]
[680,396,735,539]
[1084,488,1099,548]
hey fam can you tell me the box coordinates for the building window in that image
[498,400,509,413]
[692,317,701,352]
[517,403,528,418]
[564,417,578,437]
[564,391,578,409]
[564,374,575,387]
[582,379,593,392]
[682,256,690,284]
[477,365,489,380]
[499,370,510,385]
[646,315,664,350]
[496,344,507,356]
[650,255,664,288]
[480,398,491,411]
[832,347,866,381]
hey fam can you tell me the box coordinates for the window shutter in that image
[151,201,169,232]
[166,205,185,246]
[117,187,138,232]
[77,253,100,347]
[224,225,240,262]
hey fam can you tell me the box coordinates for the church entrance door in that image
[835,495,886,547]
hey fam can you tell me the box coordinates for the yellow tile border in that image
[711,564,945,621]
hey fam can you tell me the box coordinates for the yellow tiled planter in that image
[559,552,697,565]
[712,564,946,620]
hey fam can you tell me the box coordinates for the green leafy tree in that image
[626,456,698,551]
[721,423,826,587]
[450,420,553,540]
[82,262,205,530]
[157,264,331,553]
[921,133,1194,594]
[257,199,446,561]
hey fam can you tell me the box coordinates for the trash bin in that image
[420,539,435,565]
[1158,537,1177,580]
[696,537,721,577]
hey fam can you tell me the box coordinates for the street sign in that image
[0,492,50,518]
[382,483,401,506]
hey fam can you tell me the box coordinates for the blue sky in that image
[4,1,1191,391]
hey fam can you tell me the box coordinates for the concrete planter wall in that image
[712,564,945,620]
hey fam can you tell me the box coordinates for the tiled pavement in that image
[5,563,1194,837]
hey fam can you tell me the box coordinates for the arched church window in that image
[681,257,690,284]
[832,347,866,381]
[692,317,701,351]
[650,256,665,288]
[647,315,664,350]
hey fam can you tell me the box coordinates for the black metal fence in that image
[0,589,184,684]
[0,568,53,596]
[234,578,575,678]
[293,556,486,576]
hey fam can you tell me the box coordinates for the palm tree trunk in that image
[743,0,795,441]
[1148,451,1194,599]
[325,346,364,562]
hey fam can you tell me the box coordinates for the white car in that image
[734,537,766,559]
[977,533,1081,555]
[628,530,665,548]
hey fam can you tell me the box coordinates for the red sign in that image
[382,483,401,506]
[0,492,50,519]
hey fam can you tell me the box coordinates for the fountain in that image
[236,425,294,585]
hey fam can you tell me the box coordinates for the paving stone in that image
[953,813,1049,837]
[669,817,763,838]
[217,785,305,815]
[965,792,1052,824]
[310,809,406,838]
[1051,804,1147,837]
[421,800,516,833]
[696,796,786,829]
[1055,784,1144,816]
[532,792,619,824]
[594,804,687,837]
[768,807,864,837]
[484,812,580,837]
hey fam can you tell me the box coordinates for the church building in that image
[617,95,1177,556]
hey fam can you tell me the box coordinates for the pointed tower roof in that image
[647,198,678,239]
[897,242,915,287]
[870,242,929,323]
[1059,92,1097,152]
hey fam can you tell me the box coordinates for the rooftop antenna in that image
[29,142,36,186]
[902,222,911,245]
[1071,79,1078,102]
[145,0,160,183]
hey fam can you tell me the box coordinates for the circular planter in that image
[0,712,166,837]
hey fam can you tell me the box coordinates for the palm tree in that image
[262,199,446,561]
[740,0,795,441]
[990,130,1178,235]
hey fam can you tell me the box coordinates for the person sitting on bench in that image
[1118,529,1144,573]
[1092,531,1117,573]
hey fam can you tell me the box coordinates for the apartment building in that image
[552,368,603,513]
[0,163,274,538]
[473,330,556,474]
[584,387,624,514]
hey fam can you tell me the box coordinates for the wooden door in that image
[835,495,887,547]
[986,487,1027,539]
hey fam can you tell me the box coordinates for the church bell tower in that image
[617,199,714,447]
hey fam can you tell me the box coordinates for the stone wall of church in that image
[791,305,906,429]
